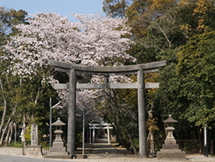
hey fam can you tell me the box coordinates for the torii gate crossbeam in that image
[48,60,166,158]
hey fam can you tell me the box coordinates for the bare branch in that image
[151,21,172,49]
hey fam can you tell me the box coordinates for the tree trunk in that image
[32,87,42,120]
[5,122,12,146]
[147,109,155,156]
[20,114,27,146]
[14,123,16,144]
[0,79,7,138]
[0,118,12,146]
[198,128,202,153]
[121,123,137,154]
[147,131,155,156]
[8,122,13,144]
[0,107,16,146]
[112,122,132,153]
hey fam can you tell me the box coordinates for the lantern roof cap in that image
[163,115,177,123]
[52,117,66,126]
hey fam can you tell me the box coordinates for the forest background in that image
[0,0,215,154]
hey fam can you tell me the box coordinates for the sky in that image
[1,0,104,21]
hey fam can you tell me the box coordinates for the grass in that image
[7,141,23,148]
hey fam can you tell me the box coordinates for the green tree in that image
[151,3,215,140]
[177,30,215,128]
[153,48,196,140]
[0,8,57,145]
[0,7,28,145]
[0,7,27,50]
[103,0,131,18]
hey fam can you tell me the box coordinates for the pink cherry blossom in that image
[2,12,137,119]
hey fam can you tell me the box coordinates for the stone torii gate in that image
[48,60,166,158]
[89,123,113,144]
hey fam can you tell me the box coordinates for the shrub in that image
[24,124,42,142]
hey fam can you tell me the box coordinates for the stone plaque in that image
[31,123,38,146]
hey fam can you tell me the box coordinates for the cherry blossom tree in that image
[3,12,135,76]
[2,12,136,119]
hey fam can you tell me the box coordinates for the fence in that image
[147,139,214,155]
[177,140,202,154]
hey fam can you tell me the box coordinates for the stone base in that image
[157,149,186,159]
[26,145,42,156]
[162,143,179,149]
[44,144,72,159]
[43,154,72,159]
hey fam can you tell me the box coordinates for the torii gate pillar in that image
[67,69,76,157]
[138,68,146,158]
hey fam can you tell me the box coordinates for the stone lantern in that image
[163,115,177,145]
[52,117,65,144]
[157,115,186,159]
[44,117,71,159]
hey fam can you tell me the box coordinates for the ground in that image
[0,138,214,162]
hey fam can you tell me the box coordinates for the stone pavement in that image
[88,138,126,159]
